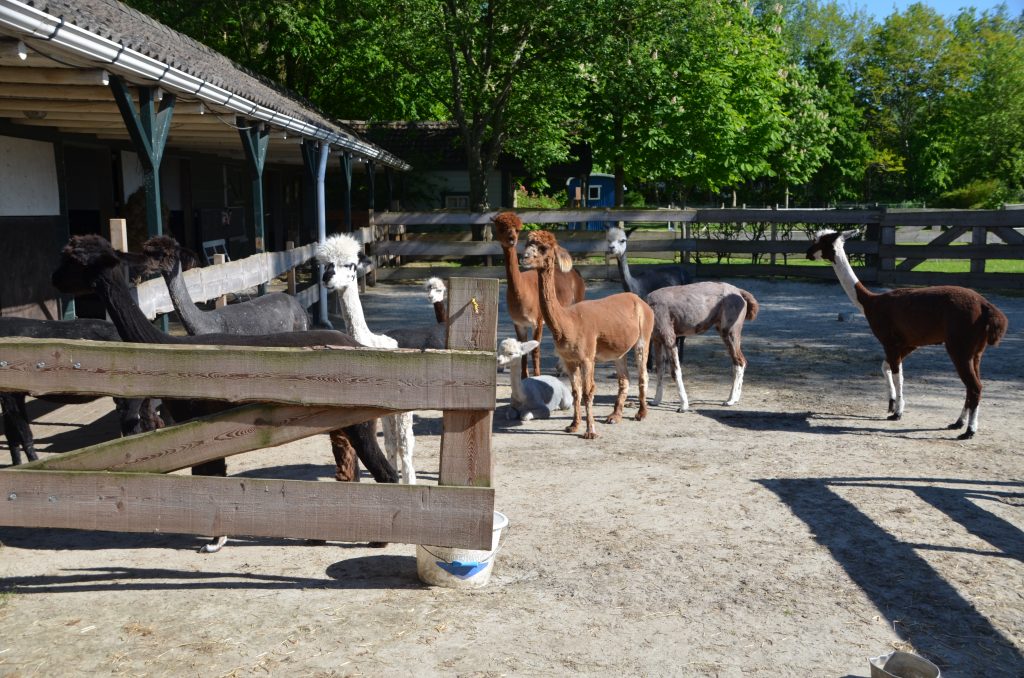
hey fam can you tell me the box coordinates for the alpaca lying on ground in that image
[0,316,161,465]
[522,227,654,439]
[497,338,572,421]
[493,212,586,378]
[317,233,417,484]
[807,229,1008,439]
[53,235,398,551]
[144,241,309,334]
[645,282,759,412]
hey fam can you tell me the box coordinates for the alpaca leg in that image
[514,323,531,380]
[634,337,649,421]
[398,411,416,484]
[721,324,746,406]
[651,339,665,406]
[3,393,36,464]
[947,346,983,439]
[565,364,582,433]
[581,361,599,439]
[671,344,690,413]
[606,356,629,424]
[882,350,908,420]
[531,323,544,377]
[329,428,360,482]
[882,360,898,415]
[346,421,399,484]
[381,415,400,477]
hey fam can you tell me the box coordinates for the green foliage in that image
[937,179,1019,209]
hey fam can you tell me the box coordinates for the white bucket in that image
[416,511,508,588]
[869,651,941,678]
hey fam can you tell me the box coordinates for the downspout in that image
[316,140,331,328]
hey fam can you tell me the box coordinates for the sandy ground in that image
[1,275,1022,677]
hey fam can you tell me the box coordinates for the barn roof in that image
[0,0,409,169]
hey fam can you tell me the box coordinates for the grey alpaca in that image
[144,238,309,335]
[645,282,759,412]
[497,338,572,421]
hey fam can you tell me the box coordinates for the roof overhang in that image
[0,0,410,170]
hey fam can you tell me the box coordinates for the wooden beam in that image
[0,83,116,101]
[0,67,110,86]
[21,403,393,473]
[0,470,496,550]
[0,338,497,411]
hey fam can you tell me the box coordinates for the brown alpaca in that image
[493,212,586,378]
[522,229,654,439]
[807,229,1008,439]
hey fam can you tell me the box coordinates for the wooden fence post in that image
[971,226,987,275]
[109,218,128,253]
[439,277,499,488]
[285,240,297,296]
[879,209,895,278]
[213,253,227,308]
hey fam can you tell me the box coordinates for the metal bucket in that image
[869,651,941,678]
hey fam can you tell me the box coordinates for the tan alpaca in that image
[493,212,586,378]
[522,229,654,439]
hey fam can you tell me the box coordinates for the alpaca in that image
[427,277,447,324]
[645,282,759,412]
[522,229,654,439]
[316,233,417,484]
[0,316,162,465]
[143,240,309,335]
[807,229,1008,439]
[493,212,586,379]
[51,234,398,551]
[606,225,691,364]
[496,338,573,421]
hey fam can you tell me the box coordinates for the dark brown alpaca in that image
[493,212,586,378]
[807,229,1008,439]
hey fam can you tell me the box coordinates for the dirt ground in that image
[1,275,1022,677]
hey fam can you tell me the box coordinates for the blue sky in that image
[856,0,1023,18]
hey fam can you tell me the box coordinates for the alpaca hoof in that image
[947,420,965,430]
[522,412,534,422]
[724,399,738,407]
[605,414,622,425]
[582,431,599,440]
[956,429,976,440]
[676,406,690,413]
[199,535,228,553]
[887,398,896,414]
[565,423,579,433]
[634,409,647,422]
[886,413,902,421]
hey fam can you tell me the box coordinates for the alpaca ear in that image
[625,225,639,238]
[841,228,862,241]
[555,246,574,273]
[521,340,540,353]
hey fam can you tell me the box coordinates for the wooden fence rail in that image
[367,208,1024,289]
[0,278,500,550]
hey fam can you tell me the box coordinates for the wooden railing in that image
[367,208,1024,289]
[0,278,500,549]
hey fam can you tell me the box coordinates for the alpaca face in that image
[606,227,628,257]
[522,238,551,271]
[317,234,371,291]
[51,235,123,294]
[806,230,840,263]
[492,212,522,250]
[496,338,539,365]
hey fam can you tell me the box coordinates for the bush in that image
[514,184,564,230]
[936,179,1020,209]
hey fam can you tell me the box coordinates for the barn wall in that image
[0,215,65,318]
[0,135,60,216]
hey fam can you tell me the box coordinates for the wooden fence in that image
[367,208,1024,290]
[0,278,500,550]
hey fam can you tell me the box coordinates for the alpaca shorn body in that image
[0,317,160,465]
[147,242,309,335]
[521,224,654,439]
[497,338,573,421]
[807,229,1008,439]
[645,282,759,412]
[317,233,417,484]
[493,212,586,378]
[52,235,397,551]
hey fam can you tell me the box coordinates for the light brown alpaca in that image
[493,212,586,378]
[522,229,654,439]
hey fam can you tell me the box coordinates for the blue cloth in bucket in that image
[436,560,486,579]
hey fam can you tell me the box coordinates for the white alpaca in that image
[317,235,416,484]
[496,338,573,421]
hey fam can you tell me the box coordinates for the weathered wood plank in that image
[882,244,1024,260]
[0,470,495,549]
[885,210,1024,228]
[18,404,393,473]
[440,278,498,488]
[0,339,496,410]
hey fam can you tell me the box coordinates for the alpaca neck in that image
[508,361,525,400]
[163,260,221,334]
[829,245,868,314]
[432,301,446,324]
[93,268,175,345]
[338,284,389,347]
[535,262,572,345]
[614,251,637,294]
[501,241,526,297]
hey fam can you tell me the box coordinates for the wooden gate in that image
[0,279,499,551]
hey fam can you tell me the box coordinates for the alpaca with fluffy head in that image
[317,233,417,483]
[522,229,653,439]
[497,338,573,421]
[807,228,1008,439]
